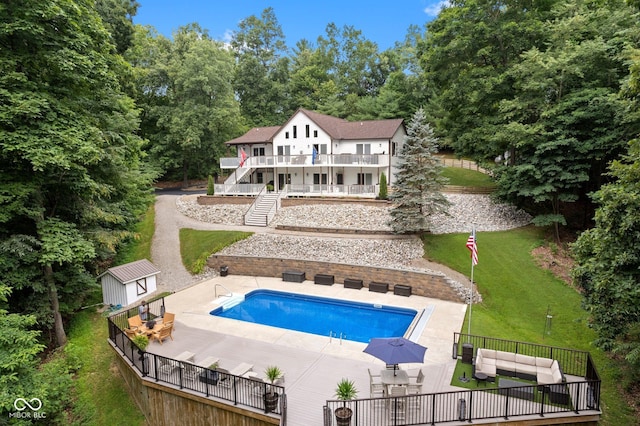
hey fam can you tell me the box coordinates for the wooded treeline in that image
[1,0,639,420]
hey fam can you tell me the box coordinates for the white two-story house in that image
[218,109,406,197]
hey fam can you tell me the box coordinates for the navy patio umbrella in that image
[363,337,427,376]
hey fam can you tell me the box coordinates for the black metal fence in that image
[323,334,601,425]
[107,302,285,416]
[323,379,600,426]
[452,333,600,381]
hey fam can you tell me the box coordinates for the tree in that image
[378,172,388,200]
[231,8,292,126]
[420,0,553,157]
[95,0,139,54]
[129,24,242,184]
[389,108,450,234]
[572,139,640,367]
[493,0,639,240]
[0,0,154,346]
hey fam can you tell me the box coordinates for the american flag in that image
[466,230,478,265]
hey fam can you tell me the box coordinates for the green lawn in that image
[68,309,145,425]
[441,166,496,188]
[423,227,635,425]
[179,229,253,273]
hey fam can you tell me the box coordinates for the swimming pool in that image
[210,289,417,343]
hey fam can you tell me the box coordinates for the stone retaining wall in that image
[208,255,464,303]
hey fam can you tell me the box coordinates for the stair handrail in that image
[243,185,267,225]
[214,283,233,299]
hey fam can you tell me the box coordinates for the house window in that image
[136,278,148,296]
[313,174,328,184]
[285,131,289,139]
[337,174,344,185]
[356,144,371,155]
[357,173,373,185]
[392,142,397,156]
[257,172,264,183]
[314,130,318,138]
[253,147,265,156]
[305,125,310,138]
[293,126,297,138]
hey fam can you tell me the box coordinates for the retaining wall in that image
[207,255,464,303]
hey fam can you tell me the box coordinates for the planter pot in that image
[199,370,219,385]
[335,407,353,426]
[264,392,279,413]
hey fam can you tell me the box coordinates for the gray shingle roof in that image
[100,259,160,284]
[225,109,404,146]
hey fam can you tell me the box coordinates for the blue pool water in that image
[210,289,417,343]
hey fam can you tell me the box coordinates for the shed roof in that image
[99,259,160,284]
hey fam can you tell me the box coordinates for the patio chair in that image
[388,386,407,422]
[163,312,175,327]
[150,323,174,345]
[407,369,425,394]
[368,368,385,398]
[157,358,177,377]
[127,315,143,330]
[124,328,139,339]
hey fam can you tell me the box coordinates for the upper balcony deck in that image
[220,153,390,169]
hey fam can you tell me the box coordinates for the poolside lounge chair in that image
[229,362,253,377]
[180,362,199,381]
[196,356,219,369]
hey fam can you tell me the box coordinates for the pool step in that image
[218,293,245,311]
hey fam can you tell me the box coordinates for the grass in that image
[68,308,145,425]
[179,229,253,273]
[423,226,635,425]
[441,166,496,188]
[114,203,156,264]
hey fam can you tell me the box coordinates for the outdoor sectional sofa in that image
[474,348,565,385]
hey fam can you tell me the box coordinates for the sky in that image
[133,0,446,51]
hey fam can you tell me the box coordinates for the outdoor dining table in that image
[380,369,409,386]
[138,320,163,336]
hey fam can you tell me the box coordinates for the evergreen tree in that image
[378,172,388,200]
[389,109,450,234]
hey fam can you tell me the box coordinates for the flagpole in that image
[467,226,476,338]
[468,248,474,337]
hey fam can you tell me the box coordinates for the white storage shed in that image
[99,259,160,307]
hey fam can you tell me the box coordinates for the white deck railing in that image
[220,154,389,169]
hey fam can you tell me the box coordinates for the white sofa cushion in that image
[536,357,553,368]
[516,362,538,377]
[496,351,516,362]
[515,354,536,366]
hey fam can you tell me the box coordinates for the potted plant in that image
[264,365,283,413]
[199,361,219,385]
[132,334,148,357]
[334,378,358,426]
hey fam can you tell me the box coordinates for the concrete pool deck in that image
[147,274,467,425]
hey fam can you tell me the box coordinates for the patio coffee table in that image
[498,378,535,401]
